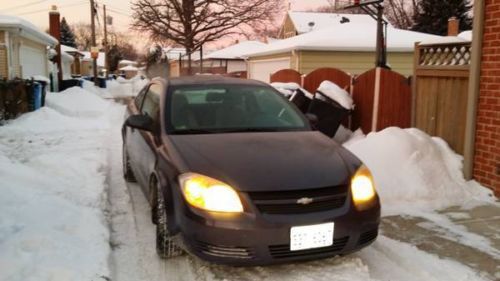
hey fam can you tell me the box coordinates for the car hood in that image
[169,131,357,192]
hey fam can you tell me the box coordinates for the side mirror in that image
[125,114,154,132]
[305,113,319,129]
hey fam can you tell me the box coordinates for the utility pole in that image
[103,4,109,75]
[90,0,98,86]
[199,45,203,74]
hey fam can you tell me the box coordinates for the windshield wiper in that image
[217,128,283,133]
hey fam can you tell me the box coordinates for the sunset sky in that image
[0,0,332,50]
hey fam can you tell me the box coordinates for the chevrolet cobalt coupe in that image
[122,76,380,266]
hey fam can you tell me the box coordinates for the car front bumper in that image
[176,197,380,266]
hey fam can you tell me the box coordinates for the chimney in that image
[448,17,460,36]
[49,5,62,90]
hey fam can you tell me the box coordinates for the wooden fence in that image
[270,67,412,133]
[413,42,471,154]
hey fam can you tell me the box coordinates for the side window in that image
[141,83,162,123]
[134,86,149,109]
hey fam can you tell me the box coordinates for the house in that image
[119,64,139,79]
[81,51,106,76]
[0,14,58,80]
[196,41,267,74]
[61,45,84,77]
[246,21,444,82]
[468,1,500,196]
[278,11,390,39]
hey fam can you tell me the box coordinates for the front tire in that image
[154,179,183,259]
[122,144,136,182]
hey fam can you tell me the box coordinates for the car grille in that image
[193,240,255,259]
[269,236,349,259]
[247,185,348,214]
[357,229,378,246]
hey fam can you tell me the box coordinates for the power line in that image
[0,0,50,12]
[14,1,87,16]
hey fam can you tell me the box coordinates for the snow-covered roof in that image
[418,36,469,46]
[119,65,138,71]
[61,45,84,56]
[247,23,445,57]
[458,30,472,41]
[82,51,106,68]
[118,59,137,66]
[163,47,186,60]
[204,41,267,60]
[0,14,58,46]
[288,11,392,34]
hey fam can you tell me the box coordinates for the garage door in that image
[248,58,290,83]
[20,45,47,79]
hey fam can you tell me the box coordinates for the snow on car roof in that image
[0,14,58,46]
[246,23,445,57]
[288,11,393,34]
[204,41,268,60]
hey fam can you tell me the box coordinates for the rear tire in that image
[154,179,183,259]
[122,144,136,182]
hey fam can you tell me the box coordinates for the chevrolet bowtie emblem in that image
[296,197,314,205]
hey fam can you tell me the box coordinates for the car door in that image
[134,82,163,190]
[125,84,149,183]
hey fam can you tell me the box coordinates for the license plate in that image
[290,222,334,251]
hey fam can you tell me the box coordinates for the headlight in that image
[178,173,243,213]
[351,165,376,206]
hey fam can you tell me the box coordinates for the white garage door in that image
[248,58,290,83]
[20,45,47,79]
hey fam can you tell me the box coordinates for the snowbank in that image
[344,127,494,214]
[0,85,121,280]
[317,80,354,110]
[82,76,148,99]
[46,87,110,118]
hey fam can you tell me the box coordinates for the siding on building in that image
[278,15,297,39]
[298,51,414,76]
[0,31,8,78]
[474,0,500,196]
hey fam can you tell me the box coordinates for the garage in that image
[248,58,290,82]
[20,44,47,79]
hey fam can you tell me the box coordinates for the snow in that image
[246,23,445,57]
[204,41,267,60]
[0,86,124,280]
[288,11,393,34]
[0,14,57,46]
[317,80,354,110]
[419,36,470,46]
[119,59,138,66]
[344,127,495,215]
[119,65,139,71]
[61,44,84,56]
[32,75,51,83]
[270,82,314,99]
[458,30,473,41]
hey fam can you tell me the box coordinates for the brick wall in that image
[474,0,500,196]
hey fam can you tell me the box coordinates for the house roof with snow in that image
[287,11,392,34]
[247,23,444,57]
[0,14,58,46]
[203,41,268,60]
[61,45,84,57]
[119,65,138,71]
[118,59,137,66]
[82,51,106,68]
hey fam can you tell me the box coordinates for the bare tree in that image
[131,0,284,73]
[384,0,419,29]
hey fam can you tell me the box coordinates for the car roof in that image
[164,75,268,87]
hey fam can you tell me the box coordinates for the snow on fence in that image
[270,67,412,133]
[413,41,471,154]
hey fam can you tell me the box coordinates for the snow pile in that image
[46,86,109,118]
[317,80,354,110]
[0,86,121,280]
[345,127,494,214]
[83,76,148,99]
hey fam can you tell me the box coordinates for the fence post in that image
[411,42,420,127]
[371,67,382,132]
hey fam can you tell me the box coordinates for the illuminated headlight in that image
[178,173,244,213]
[351,165,377,207]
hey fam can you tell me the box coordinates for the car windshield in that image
[166,84,309,134]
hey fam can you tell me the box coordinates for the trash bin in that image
[97,77,107,88]
[307,91,351,138]
[31,82,42,111]
[290,88,312,114]
[33,80,48,107]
